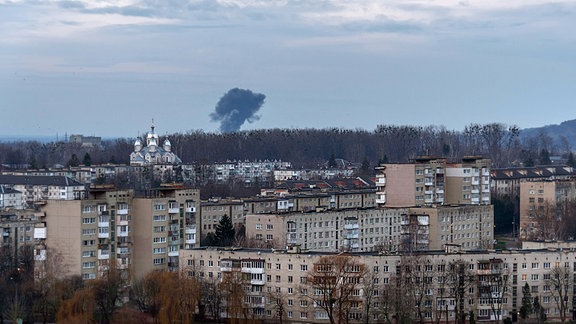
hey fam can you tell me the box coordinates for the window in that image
[82,261,95,268]
[301,264,308,271]
[83,240,95,246]
[266,224,273,230]
[82,228,96,235]
[256,224,262,230]
[153,258,166,265]
[153,237,166,243]
[82,217,96,224]
[153,215,166,221]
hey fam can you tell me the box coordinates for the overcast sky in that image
[1,0,575,138]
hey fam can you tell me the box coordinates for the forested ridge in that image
[0,123,571,170]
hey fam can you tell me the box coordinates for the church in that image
[129,124,182,166]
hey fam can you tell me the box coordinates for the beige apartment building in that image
[245,205,493,253]
[42,187,134,280]
[491,166,576,198]
[199,198,245,243]
[132,186,199,279]
[180,245,576,323]
[445,157,491,205]
[375,157,491,208]
[40,185,200,280]
[519,180,576,240]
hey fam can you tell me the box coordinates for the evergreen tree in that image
[539,149,551,165]
[29,156,37,170]
[215,214,235,246]
[359,157,371,176]
[83,152,92,166]
[328,153,337,168]
[68,154,80,167]
[519,282,532,320]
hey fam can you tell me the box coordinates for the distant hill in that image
[519,119,576,150]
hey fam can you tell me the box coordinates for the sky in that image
[1,0,575,138]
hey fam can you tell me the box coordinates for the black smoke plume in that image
[210,88,266,133]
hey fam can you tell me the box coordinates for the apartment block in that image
[491,166,576,198]
[0,185,23,210]
[39,185,199,280]
[132,186,199,279]
[1,210,49,284]
[519,180,576,240]
[41,188,134,280]
[445,157,491,205]
[375,157,447,207]
[0,175,85,207]
[415,205,494,250]
[375,157,491,208]
[180,246,576,323]
[199,199,245,243]
[245,205,493,253]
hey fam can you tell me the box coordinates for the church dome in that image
[134,138,142,152]
[164,138,172,152]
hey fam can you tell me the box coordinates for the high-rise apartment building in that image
[41,185,200,280]
[375,157,491,208]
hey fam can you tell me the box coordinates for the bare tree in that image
[545,264,573,323]
[306,254,367,324]
[447,260,475,324]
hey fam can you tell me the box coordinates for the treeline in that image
[0,123,572,170]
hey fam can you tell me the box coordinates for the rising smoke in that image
[210,88,266,133]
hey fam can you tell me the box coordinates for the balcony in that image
[186,206,196,213]
[98,250,110,260]
[344,224,359,230]
[117,219,129,226]
[98,221,110,227]
[242,267,264,274]
[98,232,110,239]
[251,279,265,285]
[117,231,129,237]
[117,208,129,215]
[376,177,386,185]
[168,250,179,257]
[35,249,47,261]
[34,227,47,239]
[185,238,196,244]
[169,207,180,214]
